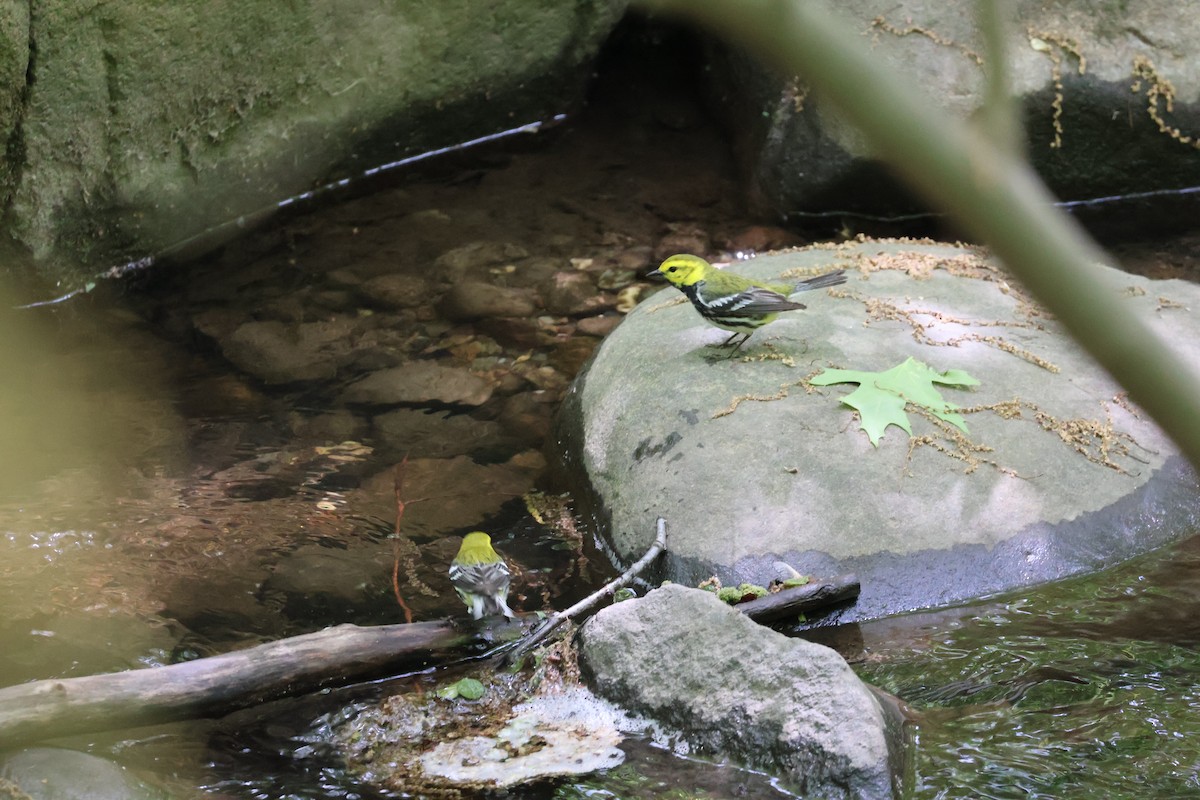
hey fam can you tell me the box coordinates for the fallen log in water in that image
[0,620,472,747]
[0,569,860,747]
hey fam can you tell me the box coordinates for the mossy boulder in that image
[0,0,626,282]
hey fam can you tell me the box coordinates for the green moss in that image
[716,583,768,604]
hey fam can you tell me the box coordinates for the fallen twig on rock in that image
[506,517,668,664]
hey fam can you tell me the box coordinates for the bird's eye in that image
[667,266,677,273]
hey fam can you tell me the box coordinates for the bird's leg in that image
[708,331,742,348]
[725,333,752,357]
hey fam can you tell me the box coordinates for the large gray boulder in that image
[579,584,904,798]
[555,241,1200,621]
[0,0,625,281]
[705,0,1200,231]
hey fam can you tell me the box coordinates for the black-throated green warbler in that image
[449,531,516,620]
[650,254,847,352]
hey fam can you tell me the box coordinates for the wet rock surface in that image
[706,0,1200,235]
[579,584,902,798]
[0,1,628,277]
[558,241,1200,621]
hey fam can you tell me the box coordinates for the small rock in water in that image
[653,223,710,261]
[290,410,369,444]
[358,274,432,309]
[724,224,805,255]
[539,271,602,316]
[219,320,344,384]
[549,338,598,375]
[0,748,165,800]
[434,241,529,282]
[478,317,552,348]
[353,452,544,533]
[340,362,494,406]
[372,408,515,459]
[576,315,622,337]
[437,282,539,321]
[499,392,555,445]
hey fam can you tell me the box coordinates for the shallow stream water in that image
[4,19,1200,800]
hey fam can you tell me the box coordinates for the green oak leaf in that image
[810,357,980,446]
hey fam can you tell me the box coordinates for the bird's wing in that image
[700,283,807,316]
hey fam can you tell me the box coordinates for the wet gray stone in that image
[579,585,901,798]
[710,0,1200,232]
[4,4,624,281]
[556,242,1200,622]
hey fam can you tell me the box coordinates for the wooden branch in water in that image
[0,620,471,748]
[736,573,860,623]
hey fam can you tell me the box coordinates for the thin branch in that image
[391,455,413,623]
[505,518,668,663]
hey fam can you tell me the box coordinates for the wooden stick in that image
[735,574,860,623]
[391,455,414,623]
[0,620,468,747]
[506,517,668,663]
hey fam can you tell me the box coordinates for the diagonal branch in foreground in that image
[506,517,668,663]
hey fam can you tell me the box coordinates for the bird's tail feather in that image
[791,269,848,294]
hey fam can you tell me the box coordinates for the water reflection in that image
[0,285,189,685]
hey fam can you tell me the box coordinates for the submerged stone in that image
[0,748,165,800]
[340,361,493,407]
[219,319,346,384]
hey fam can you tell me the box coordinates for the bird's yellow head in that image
[651,254,711,288]
[454,531,499,566]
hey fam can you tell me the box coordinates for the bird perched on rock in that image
[650,254,847,353]
[449,531,516,620]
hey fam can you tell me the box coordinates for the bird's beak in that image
[648,267,664,279]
